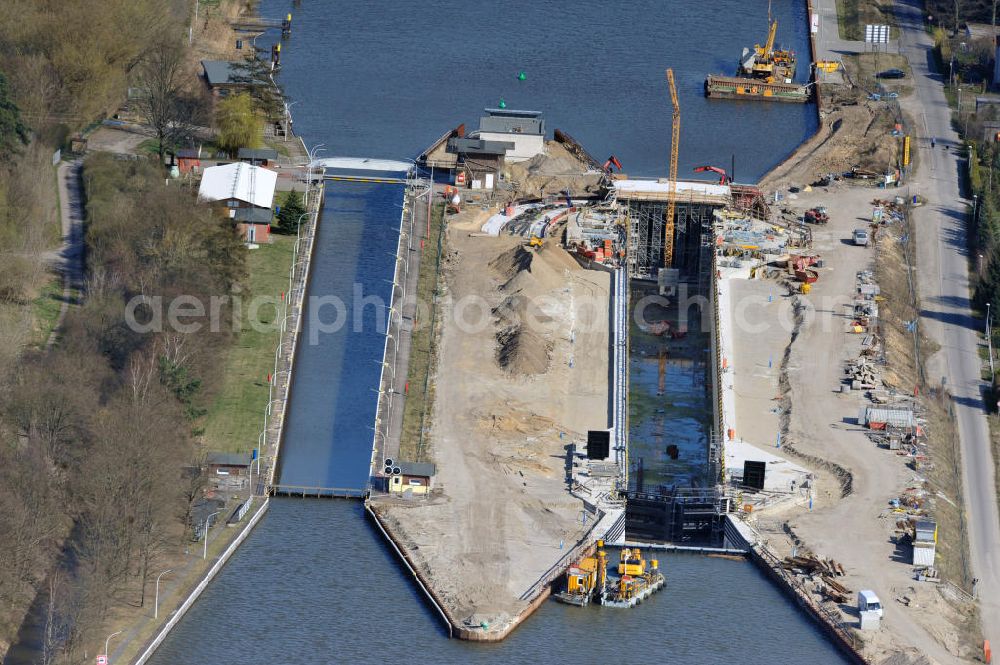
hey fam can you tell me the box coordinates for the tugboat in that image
[554,541,665,608]
[553,546,608,606]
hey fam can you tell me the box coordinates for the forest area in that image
[0,1,257,662]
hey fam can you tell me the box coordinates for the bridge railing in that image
[270,485,368,499]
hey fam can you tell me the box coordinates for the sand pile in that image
[488,244,581,376]
[504,141,604,199]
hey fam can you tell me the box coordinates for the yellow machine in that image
[664,69,680,269]
[741,18,797,83]
[557,539,609,605]
[528,235,544,248]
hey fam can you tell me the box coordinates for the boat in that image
[600,547,666,608]
[553,546,607,606]
[704,15,811,104]
[553,541,665,608]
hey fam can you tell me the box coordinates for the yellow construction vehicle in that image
[738,18,797,83]
[527,235,544,249]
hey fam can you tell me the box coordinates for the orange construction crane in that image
[664,68,680,268]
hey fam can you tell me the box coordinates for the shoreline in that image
[134,0,872,660]
[757,0,826,189]
[128,133,324,663]
[723,3,885,664]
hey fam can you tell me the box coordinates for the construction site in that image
[365,14,982,659]
[367,70,787,639]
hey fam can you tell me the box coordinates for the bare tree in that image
[132,42,206,161]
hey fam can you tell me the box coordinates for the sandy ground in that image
[505,141,604,200]
[373,208,610,631]
[760,83,899,194]
[728,181,976,663]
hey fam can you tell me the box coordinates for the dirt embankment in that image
[372,214,610,635]
[760,84,900,192]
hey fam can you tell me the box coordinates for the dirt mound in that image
[491,243,579,296]
[495,320,551,376]
[488,244,579,376]
[490,245,534,283]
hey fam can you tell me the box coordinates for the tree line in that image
[0,0,267,660]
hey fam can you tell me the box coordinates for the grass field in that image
[200,235,295,453]
[836,0,898,41]
[30,276,65,347]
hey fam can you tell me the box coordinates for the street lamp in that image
[154,569,173,619]
[203,510,221,559]
[104,630,122,661]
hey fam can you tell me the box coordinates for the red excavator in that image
[602,155,623,173]
[693,165,731,185]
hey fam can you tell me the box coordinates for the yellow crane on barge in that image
[704,7,810,103]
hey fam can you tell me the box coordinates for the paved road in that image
[49,159,85,347]
[895,0,1000,647]
[376,181,433,468]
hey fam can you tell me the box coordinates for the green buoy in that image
[517,71,526,81]
[498,98,507,109]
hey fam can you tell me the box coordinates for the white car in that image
[852,228,870,246]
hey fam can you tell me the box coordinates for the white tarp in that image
[198,163,277,209]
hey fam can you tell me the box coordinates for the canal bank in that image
[139,0,857,662]
[122,142,326,665]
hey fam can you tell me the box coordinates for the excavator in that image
[693,165,731,185]
[602,155,623,173]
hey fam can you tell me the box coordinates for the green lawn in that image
[200,235,295,453]
[30,276,65,347]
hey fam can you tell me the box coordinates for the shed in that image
[233,207,273,244]
[389,462,436,495]
[859,406,915,431]
[476,108,546,163]
[238,147,279,167]
[206,452,252,477]
[983,121,1000,143]
[914,519,937,544]
[176,148,202,174]
[912,519,937,566]
[966,23,1000,42]
[198,162,277,210]
[447,137,514,190]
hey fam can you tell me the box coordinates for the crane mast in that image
[664,68,680,269]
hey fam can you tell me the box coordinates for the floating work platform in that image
[600,572,665,609]
[553,542,666,609]
[705,75,810,103]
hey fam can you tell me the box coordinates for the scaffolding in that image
[624,196,720,280]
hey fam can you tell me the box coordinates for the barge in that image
[554,541,665,608]
[705,16,811,104]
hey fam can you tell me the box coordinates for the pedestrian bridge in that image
[314,157,414,172]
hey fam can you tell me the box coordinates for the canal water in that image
[147,1,846,663]
[276,181,402,490]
